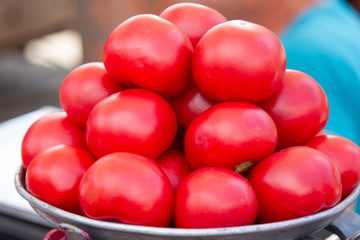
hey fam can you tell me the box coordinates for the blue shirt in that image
[280,0,360,212]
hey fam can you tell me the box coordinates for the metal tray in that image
[15,166,360,240]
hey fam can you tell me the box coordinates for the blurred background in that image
[1,0,323,122]
[0,0,228,122]
[0,0,177,122]
[1,0,359,122]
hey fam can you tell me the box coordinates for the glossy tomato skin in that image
[156,149,193,190]
[258,69,329,149]
[192,20,286,102]
[103,14,193,98]
[59,62,127,128]
[159,3,227,48]
[303,135,360,199]
[21,111,87,169]
[169,80,218,129]
[78,152,174,227]
[25,145,96,214]
[184,101,278,171]
[86,88,177,159]
[174,167,258,228]
[249,146,342,223]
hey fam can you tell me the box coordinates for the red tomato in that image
[169,80,218,129]
[303,135,360,199]
[249,146,342,223]
[156,149,193,190]
[174,167,258,228]
[59,62,127,128]
[103,14,193,98]
[78,152,174,227]
[184,101,278,172]
[159,3,227,48]
[25,145,95,214]
[192,20,286,102]
[21,111,87,169]
[258,69,329,149]
[86,88,177,159]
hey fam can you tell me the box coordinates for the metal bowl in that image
[15,165,360,240]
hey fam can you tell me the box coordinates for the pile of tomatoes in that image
[21,2,360,229]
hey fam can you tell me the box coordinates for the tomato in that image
[184,101,277,172]
[59,62,127,128]
[303,135,360,199]
[169,80,218,129]
[192,20,286,102]
[174,167,258,228]
[21,111,87,169]
[156,149,193,190]
[258,69,329,149]
[86,88,177,159]
[25,145,95,214]
[159,2,227,48]
[249,146,342,223]
[103,14,193,98]
[78,152,174,227]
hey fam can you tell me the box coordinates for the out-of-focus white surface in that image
[23,29,83,71]
[0,106,60,215]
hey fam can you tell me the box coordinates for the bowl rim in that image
[14,165,360,237]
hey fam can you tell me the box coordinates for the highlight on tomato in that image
[25,145,96,214]
[59,62,127,128]
[159,2,227,48]
[174,167,258,228]
[21,111,87,169]
[258,69,329,149]
[192,20,286,102]
[103,14,193,98]
[303,134,360,199]
[249,146,342,223]
[86,88,177,159]
[184,101,278,172]
[78,152,174,227]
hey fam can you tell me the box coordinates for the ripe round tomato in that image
[21,111,87,169]
[159,2,227,48]
[156,149,193,190]
[78,152,174,227]
[86,88,177,159]
[184,101,278,171]
[174,167,258,228]
[59,62,127,128]
[103,14,193,98]
[258,69,329,149]
[192,20,286,102]
[303,135,360,199]
[25,145,95,214]
[169,80,218,129]
[249,146,342,223]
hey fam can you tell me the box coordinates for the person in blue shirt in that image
[278,0,360,212]
[279,0,360,147]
